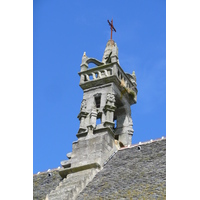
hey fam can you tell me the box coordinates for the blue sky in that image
[33,0,166,174]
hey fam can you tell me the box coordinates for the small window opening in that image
[96,118,101,125]
[96,113,102,125]
[113,116,117,129]
[95,73,98,78]
[84,75,88,82]
[114,119,117,128]
[95,96,101,108]
[137,146,141,151]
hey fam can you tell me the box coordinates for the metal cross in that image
[107,19,116,40]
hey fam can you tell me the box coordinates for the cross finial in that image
[107,19,116,40]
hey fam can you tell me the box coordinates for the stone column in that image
[118,105,134,146]
[127,108,134,146]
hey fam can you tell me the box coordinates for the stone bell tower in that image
[59,39,137,178]
[46,39,137,200]
[77,39,137,145]
[46,21,138,200]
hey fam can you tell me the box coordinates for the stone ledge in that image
[59,162,101,178]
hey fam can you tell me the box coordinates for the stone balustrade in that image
[79,62,137,92]
[80,65,113,83]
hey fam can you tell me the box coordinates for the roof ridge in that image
[119,136,166,151]
[34,136,166,175]
[33,167,61,176]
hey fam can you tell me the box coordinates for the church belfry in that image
[77,38,137,146]
[46,21,138,200]
[59,37,137,178]
[48,21,137,200]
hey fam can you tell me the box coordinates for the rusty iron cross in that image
[107,19,116,40]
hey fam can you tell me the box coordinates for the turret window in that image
[94,95,101,108]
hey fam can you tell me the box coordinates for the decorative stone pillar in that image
[127,114,134,146]
[80,52,88,72]
[117,106,134,146]
[103,93,116,128]
[80,52,89,84]
[77,99,88,138]
[90,108,97,128]
[86,108,97,138]
[126,107,134,145]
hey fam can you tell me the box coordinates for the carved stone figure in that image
[80,99,87,111]
[106,93,115,103]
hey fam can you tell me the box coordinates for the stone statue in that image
[80,99,87,111]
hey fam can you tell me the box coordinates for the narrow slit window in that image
[84,75,88,81]
[113,116,117,129]
[95,96,101,108]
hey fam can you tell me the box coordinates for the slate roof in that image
[77,138,166,199]
[33,169,63,200]
[33,138,166,200]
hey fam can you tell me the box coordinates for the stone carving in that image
[132,71,136,82]
[80,99,87,111]
[106,93,115,103]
